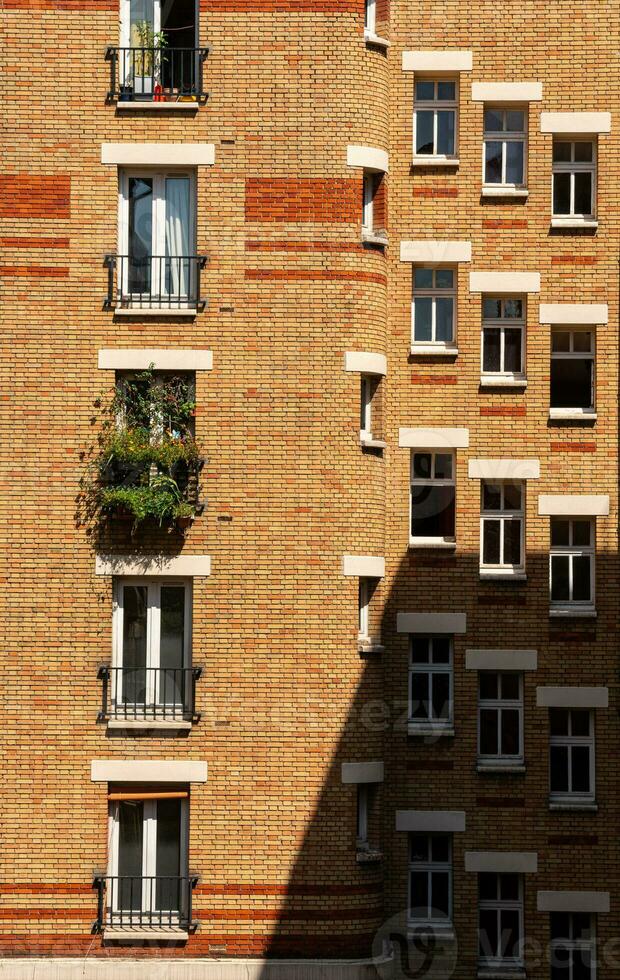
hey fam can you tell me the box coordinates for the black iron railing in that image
[98,665,202,723]
[93,874,199,932]
[106,47,210,103]
[104,254,208,311]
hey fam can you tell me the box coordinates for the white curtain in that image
[165,178,190,298]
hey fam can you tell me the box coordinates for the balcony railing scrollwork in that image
[97,665,203,724]
[105,46,210,104]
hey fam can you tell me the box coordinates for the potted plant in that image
[132,21,167,97]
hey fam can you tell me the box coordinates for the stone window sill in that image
[411,156,460,168]
[481,186,529,199]
[116,101,199,111]
[364,32,390,49]
[114,308,197,318]
[362,229,388,247]
[104,927,189,942]
[411,344,458,356]
[549,607,596,618]
[549,408,596,421]
[107,719,193,730]
[551,217,598,230]
[549,800,598,812]
[358,640,385,654]
[360,436,387,450]
[477,763,526,774]
[477,970,525,980]
[408,723,455,737]
[409,539,456,550]
[480,376,527,388]
[479,569,527,582]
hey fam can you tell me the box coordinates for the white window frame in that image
[550,912,596,980]
[409,636,453,731]
[413,79,458,161]
[481,297,526,383]
[364,0,376,36]
[480,481,525,576]
[549,518,595,613]
[411,267,457,350]
[549,708,595,805]
[358,578,371,640]
[107,796,189,921]
[408,834,453,926]
[477,672,524,767]
[360,375,373,440]
[552,140,596,219]
[478,873,524,971]
[550,328,595,416]
[482,107,527,189]
[410,450,456,546]
[362,172,374,232]
[118,169,197,303]
[112,579,192,710]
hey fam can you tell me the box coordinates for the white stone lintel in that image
[402,50,473,73]
[400,240,471,265]
[466,650,538,671]
[341,761,384,784]
[98,349,213,371]
[471,82,543,102]
[539,303,608,325]
[95,555,212,577]
[468,459,540,480]
[537,687,609,709]
[396,810,466,833]
[540,112,611,134]
[346,145,389,173]
[465,852,538,874]
[399,427,469,449]
[538,495,610,517]
[470,271,540,293]
[91,760,208,782]
[537,891,610,914]
[101,143,216,166]
[344,351,387,376]
[342,555,385,578]
[397,613,467,635]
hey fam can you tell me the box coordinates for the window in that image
[549,519,594,611]
[358,579,370,640]
[550,912,596,980]
[409,636,453,730]
[409,834,452,924]
[410,451,455,543]
[412,268,456,348]
[549,708,595,804]
[107,792,189,926]
[414,80,458,159]
[481,297,525,381]
[364,0,376,36]
[552,141,596,220]
[483,108,527,188]
[117,370,196,439]
[480,481,525,575]
[478,873,524,971]
[478,672,523,766]
[360,375,373,439]
[119,170,197,306]
[113,579,192,719]
[550,330,595,415]
[119,0,199,100]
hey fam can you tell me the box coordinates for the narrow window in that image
[364,0,376,36]
[360,375,373,440]
[550,330,595,414]
[410,451,456,543]
[412,268,456,348]
[549,519,595,611]
[119,0,200,101]
[481,297,525,381]
[552,141,596,219]
[549,708,595,804]
[483,108,527,188]
[113,579,192,721]
[478,672,524,766]
[358,578,370,640]
[480,481,525,574]
[362,171,375,232]
[409,834,452,925]
[478,873,524,971]
[550,912,596,979]
[409,636,453,730]
[414,80,458,159]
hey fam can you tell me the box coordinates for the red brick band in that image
[413,187,458,199]
[202,0,362,10]
[246,240,365,253]
[0,236,69,249]
[480,406,526,417]
[482,219,528,229]
[550,442,596,452]
[0,175,70,217]
[0,266,69,277]
[245,268,387,285]
[245,177,360,222]
[551,255,598,265]
[411,375,458,385]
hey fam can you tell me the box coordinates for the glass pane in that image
[501,709,520,756]
[506,141,524,184]
[504,299,523,318]
[500,874,519,902]
[437,111,455,155]
[551,951,570,980]
[431,871,450,918]
[571,709,590,737]
[574,172,593,215]
[431,672,450,720]
[479,873,497,902]
[130,0,155,40]
[501,673,520,700]
[415,80,435,100]
[415,111,435,154]
[553,141,572,162]
[503,483,522,511]
[414,268,433,289]
[573,951,592,980]
[550,912,571,940]
[431,835,450,863]
[413,452,432,479]
[437,81,455,100]
[550,708,569,737]
[434,453,453,479]
[159,586,186,706]
[551,359,593,409]
[410,834,428,862]
[484,108,503,132]
[414,297,433,342]
[122,585,148,706]
[480,708,499,755]
[503,328,522,373]
[551,519,570,547]
[479,908,498,958]
[479,673,498,701]
[552,331,571,353]
[550,744,569,793]
[482,520,501,565]
[573,520,591,547]
[484,141,503,183]
[435,297,454,342]
[411,672,430,719]
[573,913,592,940]
[411,485,455,538]
[551,555,570,602]
[574,141,593,162]
[553,172,571,215]
[506,110,525,132]
[483,298,501,319]
[573,331,592,353]
[482,482,502,511]
[165,177,191,297]
[432,637,451,664]
[118,801,144,911]
[504,519,522,566]
[410,871,428,916]
[482,328,501,372]
[573,555,592,601]
[155,798,182,911]
[411,637,430,664]
[571,745,591,794]
[501,909,521,958]
[435,269,453,289]
[128,177,153,295]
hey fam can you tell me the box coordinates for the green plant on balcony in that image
[131,21,167,82]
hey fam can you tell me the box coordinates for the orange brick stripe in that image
[413,187,458,199]
[0,266,69,277]
[550,442,597,452]
[0,907,380,922]
[551,255,598,265]
[480,406,526,416]
[411,374,458,385]
[246,240,364,253]
[0,236,70,249]
[4,0,115,7]
[245,269,386,285]
[245,177,360,222]
[476,797,525,808]
[203,0,361,10]
[482,219,528,229]
[0,175,70,218]
[1,882,380,897]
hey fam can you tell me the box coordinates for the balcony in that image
[93,874,199,937]
[98,666,202,728]
[106,47,210,106]
[105,254,208,314]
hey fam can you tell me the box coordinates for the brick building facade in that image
[1,0,618,976]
